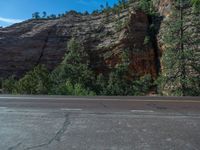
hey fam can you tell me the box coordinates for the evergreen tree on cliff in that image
[159,0,200,96]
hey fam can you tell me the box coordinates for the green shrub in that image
[143,36,150,45]
[17,65,50,94]
[132,75,153,96]
[2,76,18,94]
[114,18,128,32]
[2,65,50,94]
[138,0,155,15]
[94,51,153,96]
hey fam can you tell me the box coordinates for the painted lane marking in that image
[61,108,82,111]
[0,107,8,109]
[130,110,154,113]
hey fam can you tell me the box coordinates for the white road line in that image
[61,108,83,111]
[130,110,154,113]
[0,107,8,109]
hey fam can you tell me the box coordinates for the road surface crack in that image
[7,114,70,150]
[100,102,108,108]
[7,142,22,150]
[23,114,70,150]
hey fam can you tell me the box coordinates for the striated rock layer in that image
[0,6,158,78]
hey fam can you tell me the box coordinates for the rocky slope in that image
[0,4,158,79]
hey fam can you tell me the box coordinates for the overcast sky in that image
[0,0,117,27]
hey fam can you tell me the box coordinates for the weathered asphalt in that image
[0,96,200,150]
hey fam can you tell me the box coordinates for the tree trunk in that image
[180,0,186,96]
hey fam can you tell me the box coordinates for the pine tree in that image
[42,11,47,18]
[139,0,154,14]
[50,38,95,94]
[159,0,200,96]
[191,0,200,12]
[32,12,40,19]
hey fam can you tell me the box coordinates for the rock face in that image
[0,6,158,78]
[156,0,172,17]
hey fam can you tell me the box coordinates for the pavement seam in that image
[1,96,200,103]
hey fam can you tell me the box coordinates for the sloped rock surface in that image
[0,7,157,78]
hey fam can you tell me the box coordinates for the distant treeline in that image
[31,0,130,19]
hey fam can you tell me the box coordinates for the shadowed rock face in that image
[0,7,157,78]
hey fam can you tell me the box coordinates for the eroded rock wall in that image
[0,5,157,78]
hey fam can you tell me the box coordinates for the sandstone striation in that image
[0,5,158,78]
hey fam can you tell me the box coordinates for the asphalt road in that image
[0,95,200,150]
